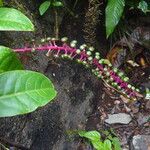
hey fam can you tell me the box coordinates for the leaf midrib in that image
[0,87,53,100]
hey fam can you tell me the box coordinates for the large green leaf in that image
[0,46,23,73]
[0,70,57,117]
[39,1,51,15]
[0,7,34,31]
[105,0,125,38]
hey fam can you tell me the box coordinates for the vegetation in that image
[0,0,149,149]
[0,7,57,117]
[78,130,121,150]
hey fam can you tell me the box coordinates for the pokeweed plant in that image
[14,37,143,102]
[0,7,57,117]
[78,130,122,150]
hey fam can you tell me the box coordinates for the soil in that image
[0,0,150,150]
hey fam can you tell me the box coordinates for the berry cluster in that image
[14,37,141,101]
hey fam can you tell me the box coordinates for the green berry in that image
[127,84,132,88]
[123,77,129,82]
[95,68,99,71]
[106,72,110,76]
[41,38,46,43]
[70,42,76,48]
[110,77,114,81]
[80,44,86,50]
[54,54,59,58]
[106,79,109,83]
[95,52,100,55]
[88,56,93,61]
[61,37,68,42]
[46,37,51,41]
[117,86,121,90]
[95,55,100,59]
[31,48,36,52]
[104,67,108,71]
[51,38,56,41]
[112,82,117,86]
[118,72,124,77]
[87,51,92,56]
[77,59,82,63]
[89,47,94,51]
[82,61,87,65]
[76,49,81,54]
[113,68,118,73]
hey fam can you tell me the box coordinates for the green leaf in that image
[105,0,125,38]
[103,139,112,150]
[0,46,23,73]
[91,141,104,150]
[0,0,3,6]
[52,1,63,7]
[78,130,101,142]
[138,0,148,13]
[112,137,122,150]
[0,7,34,31]
[39,1,51,15]
[0,70,57,117]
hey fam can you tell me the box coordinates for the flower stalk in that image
[14,37,142,101]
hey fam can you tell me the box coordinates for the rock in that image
[105,113,132,124]
[131,135,150,150]
[137,113,150,125]
[146,100,150,110]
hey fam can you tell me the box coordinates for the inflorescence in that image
[14,37,141,101]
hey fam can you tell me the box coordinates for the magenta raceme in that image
[14,37,142,101]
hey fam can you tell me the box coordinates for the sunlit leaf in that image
[52,1,63,7]
[105,0,125,38]
[0,7,34,31]
[0,70,57,117]
[78,130,101,142]
[103,139,112,150]
[0,46,23,73]
[91,141,104,150]
[112,137,122,150]
[39,1,51,15]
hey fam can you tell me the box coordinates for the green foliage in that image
[78,130,122,150]
[39,1,51,15]
[105,0,149,38]
[0,7,34,31]
[0,46,23,73]
[79,130,101,142]
[138,0,149,13]
[0,0,3,6]
[39,0,63,15]
[105,0,125,38]
[0,70,57,117]
[0,10,57,117]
